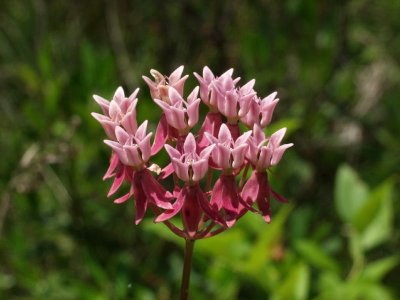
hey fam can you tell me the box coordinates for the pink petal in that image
[123,145,142,166]
[165,144,182,160]
[121,109,138,135]
[168,87,184,106]
[109,100,122,121]
[113,86,125,104]
[187,99,200,128]
[183,133,196,154]
[213,144,230,170]
[195,185,224,226]
[103,152,120,180]
[107,168,125,197]
[115,126,130,144]
[172,75,189,96]
[269,128,287,148]
[241,172,260,205]
[151,114,169,155]
[159,162,174,179]
[135,120,148,141]
[191,159,208,182]
[93,95,110,115]
[169,65,184,84]
[218,124,232,144]
[231,144,248,169]
[137,133,153,162]
[271,143,293,166]
[172,158,189,182]
[113,191,132,204]
[139,170,172,209]
[170,106,186,130]
[257,146,273,170]
[155,188,185,222]
[104,140,128,165]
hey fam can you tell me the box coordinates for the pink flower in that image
[143,65,188,101]
[91,87,139,139]
[240,92,279,129]
[164,133,214,183]
[247,125,293,172]
[104,121,152,170]
[154,87,200,134]
[205,124,251,172]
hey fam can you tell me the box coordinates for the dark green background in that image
[1,1,399,299]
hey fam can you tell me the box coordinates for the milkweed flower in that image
[92,65,293,238]
[241,125,293,222]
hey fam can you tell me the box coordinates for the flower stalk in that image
[180,238,195,300]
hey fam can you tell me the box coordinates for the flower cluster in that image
[92,66,293,239]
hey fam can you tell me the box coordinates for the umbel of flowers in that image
[92,66,293,240]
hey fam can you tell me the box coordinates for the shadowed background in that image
[1,0,399,299]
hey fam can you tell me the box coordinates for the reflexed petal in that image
[103,152,120,179]
[241,172,260,205]
[140,170,173,209]
[151,114,169,155]
[113,191,132,204]
[107,168,125,197]
[155,189,185,222]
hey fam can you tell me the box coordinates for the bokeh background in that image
[1,0,399,299]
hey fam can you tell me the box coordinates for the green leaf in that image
[272,263,310,300]
[334,164,369,223]
[362,256,399,281]
[295,240,339,273]
[358,180,394,250]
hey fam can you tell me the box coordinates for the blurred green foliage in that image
[1,0,399,299]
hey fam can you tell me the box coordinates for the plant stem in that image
[180,238,195,300]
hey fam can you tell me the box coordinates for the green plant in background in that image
[1,0,399,299]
